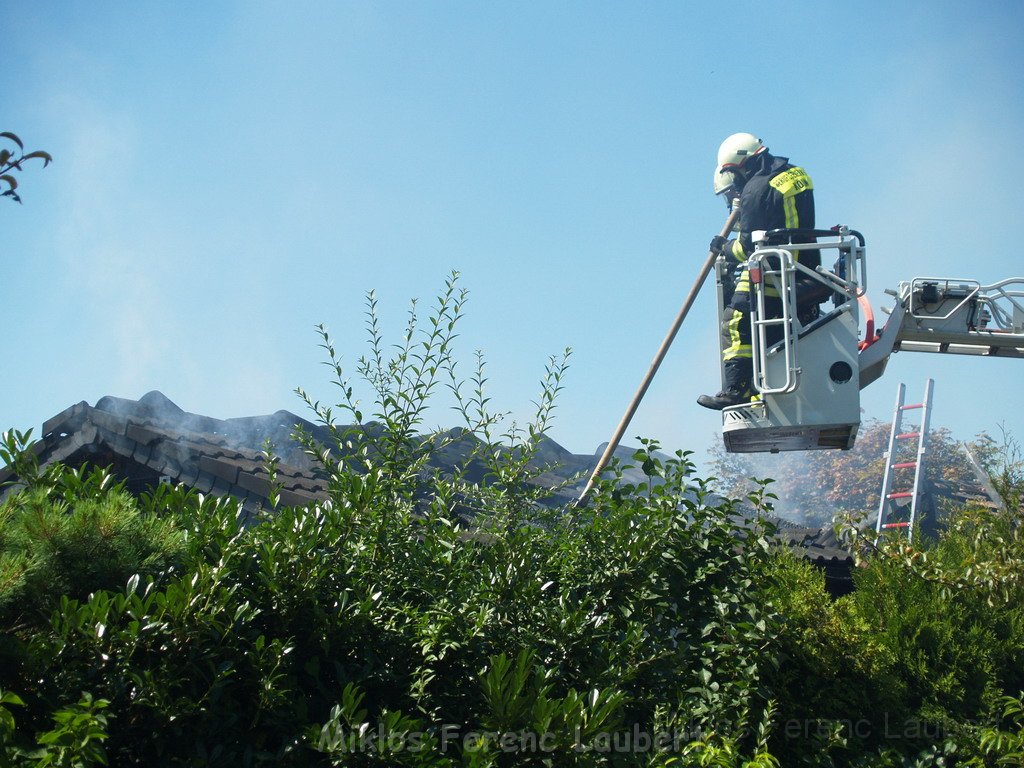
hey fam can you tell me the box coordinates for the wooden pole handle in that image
[574,207,741,508]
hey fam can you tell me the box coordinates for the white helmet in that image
[716,132,765,172]
[714,169,742,220]
[713,168,739,196]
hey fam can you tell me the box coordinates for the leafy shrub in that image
[0,451,184,697]
[0,276,784,766]
[968,693,1024,766]
[0,485,183,621]
[0,688,111,767]
[833,500,1024,764]
[4,275,1020,767]
[757,552,907,763]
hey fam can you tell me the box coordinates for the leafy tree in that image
[708,418,986,526]
[0,132,52,204]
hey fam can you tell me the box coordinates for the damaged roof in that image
[0,391,599,517]
[1,392,854,586]
[1,391,329,516]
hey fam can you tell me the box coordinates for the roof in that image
[772,519,855,594]
[1,392,327,517]
[2,392,855,588]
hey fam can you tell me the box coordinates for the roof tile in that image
[79,424,98,445]
[87,408,129,437]
[236,471,271,497]
[278,488,317,508]
[127,423,163,446]
[178,466,200,488]
[288,477,323,493]
[199,455,241,486]
[42,402,89,438]
[133,442,153,465]
[102,431,134,457]
[193,473,215,494]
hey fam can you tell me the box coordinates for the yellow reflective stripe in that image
[770,166,811,229]
[730,238,746,261]
[723,310,751,360]
[724,344,752,360]
[727,308,744,344]
[734,271,778,297]
[783,196,798,228]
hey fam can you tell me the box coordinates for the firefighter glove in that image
[709,235,728,255]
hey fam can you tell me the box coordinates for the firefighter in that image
[697,133,816,410]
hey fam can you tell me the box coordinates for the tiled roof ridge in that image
[6,395,858,591]
[23,398,326,512]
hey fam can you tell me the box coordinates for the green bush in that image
[831,501,1024,766]
[0,454,184,698]
[1,688,111,768]
[968,692,1024,766]
[2,275,1021,767]
[21,440,778,765]
[0,486,183,620]
[757,552,907,763]
[0,276,783,766]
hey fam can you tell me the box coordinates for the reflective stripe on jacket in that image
[727,153,815,260]
[725,152,816,299]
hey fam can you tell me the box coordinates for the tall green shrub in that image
[0,276,784,766]
[830,501,1024,765]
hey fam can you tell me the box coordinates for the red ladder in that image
[875,379,934,541]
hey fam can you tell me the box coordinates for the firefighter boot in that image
[697,359,753,411]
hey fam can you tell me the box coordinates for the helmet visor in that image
[714,168,739,196]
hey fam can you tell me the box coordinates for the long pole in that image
[574,208,741,508]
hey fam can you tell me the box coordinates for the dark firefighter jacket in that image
[724,152,817,302]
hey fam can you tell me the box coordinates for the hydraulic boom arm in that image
[859,277,1024,389]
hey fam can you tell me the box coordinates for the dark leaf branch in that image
[1,132,52,204]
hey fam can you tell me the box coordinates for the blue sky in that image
[4,1,1024,474]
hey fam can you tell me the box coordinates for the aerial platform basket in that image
[717,226,1024,454]
[718,227,867,453]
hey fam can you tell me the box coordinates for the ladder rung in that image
[892,462,917,469]
[882,522,910,528]
[888,492,913,499]
[896,432,920,440]
[900,403,924,411]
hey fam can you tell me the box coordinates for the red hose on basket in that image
[858,294,877,351]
